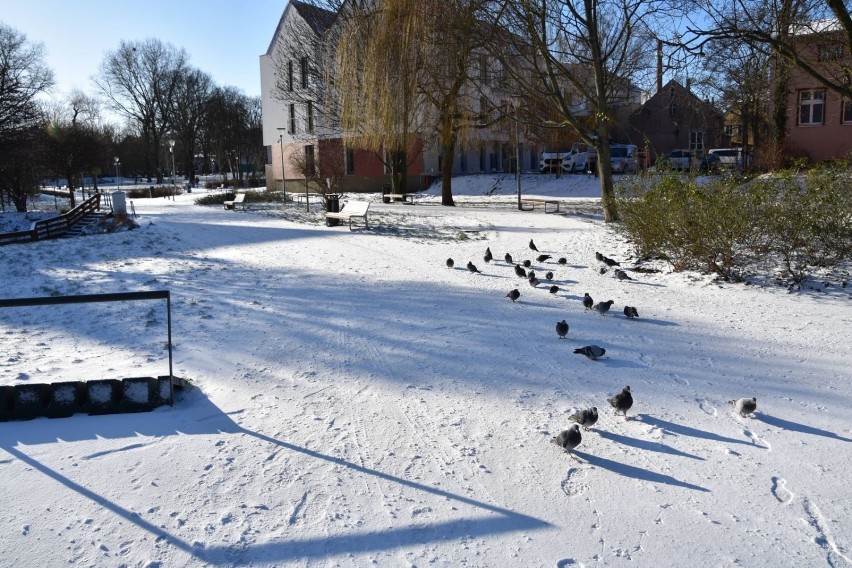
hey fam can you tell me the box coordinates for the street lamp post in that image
[114,157,121,192]
[168,139,176,200]
[512,97,522,210]
[277,129,288,201]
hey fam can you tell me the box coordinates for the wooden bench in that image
[520,199,560,213]
[385,192,419,204]
[296,193,322,205]
[224,193,246,210]
[325,200,370,230]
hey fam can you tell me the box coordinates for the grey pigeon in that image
[615,269,632,281]
[446,258,454,269]
[529,239,539,252]
[603,257,620,267]
[569,407,599,430]
[505,252,513,264]
[529,277,541,288]
[549,285,559,294]
[624,306,639,318]
[523,259,532,268]
[593,300,614,315]
[574,345,606,360]
[595,251,604,262]
[556,319,569,339]
[527,270,536,281]
[608,385,633,418]
[506,288,520,302]
[484,248,493,263]
[599,267,609,275]
[729,397,757,417]
[467,261,481,273]
[551,424,582,458]
[537,254,551,262]
[514,264,527,278]
[558,257,567,265]
[545,271,554,280]
[582,293,594,310]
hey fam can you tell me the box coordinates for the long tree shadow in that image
[0,390,549,564]
[753,413,852,443]
[572,451,710,492]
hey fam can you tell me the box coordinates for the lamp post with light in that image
[114,157,121,192]
[168,138,176,200]
[277,128,288,201]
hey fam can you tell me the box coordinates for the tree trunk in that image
[440,128,456,207]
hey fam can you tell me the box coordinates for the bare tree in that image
[170,68,213,184]
[487,0,658,221]
[0,23,53,138]
[94,39,189,183]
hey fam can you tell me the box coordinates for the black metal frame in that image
[0,291,175,406]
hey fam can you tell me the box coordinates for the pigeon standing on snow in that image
[551,424,582,458]
[527,270,536,281]
[608,386,633,419]
[593,300,614,315]
[529,239,539,252]
[549,285,559,294]
[505,252,513,264]
[569,407,599,430]
[556,319,569,339]
[582,293,594,310]
[506,289,520,302]
[730,397,757,417]
[574,345,606,360]
[595,251,604,262]
[623,306,639,319]
[514,264,527,278]
[446,258,454,269]
[467,261,482,273]
[523,259,532,268]
[545,271,554,280]
[558,257,567,265]
[484,248,493,263]
[604,257,621,267]
[615,269,632,281]
[537,254,552,262]
[529,276,541,288]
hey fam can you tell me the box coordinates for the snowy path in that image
[1,192,850,566]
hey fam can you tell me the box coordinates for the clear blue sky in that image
[0,0,286,101]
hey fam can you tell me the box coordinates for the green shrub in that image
[616,166,852,282]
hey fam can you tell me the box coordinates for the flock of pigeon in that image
[445,238,759,461]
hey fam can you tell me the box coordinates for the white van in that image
[539,143,592,174]
[707,148,744,169]
[609,144,638,174]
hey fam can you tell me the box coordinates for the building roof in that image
[264,0,337,56]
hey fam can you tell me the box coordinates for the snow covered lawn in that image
[1,174,850,567]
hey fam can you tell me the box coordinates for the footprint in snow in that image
[696,398,717,416]
[771,476,794,505]
[561,467,588,497]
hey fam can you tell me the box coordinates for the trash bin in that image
[382,183,391,203]
[326,194,340,226]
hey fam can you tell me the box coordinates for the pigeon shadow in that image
[572,451,710,492]
[753,414,852,443]
[594,430,704,460]
[625,281,667,288]
[635,414,755,447]
[624,317,679,327]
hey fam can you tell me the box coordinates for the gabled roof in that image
[264,0,337,56]
[630,79,722,119]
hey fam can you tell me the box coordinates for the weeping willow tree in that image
[333,1,429,194]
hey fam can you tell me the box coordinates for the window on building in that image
[843,99,852,124]
[300,57,309,89]
[304,145,315,177]
[479,55,489,84]
[799,89,825,126]
[668,100,677,117]
[287,61,293,92]
[345,147,355,175]
[288,104,296,134]
[306,101,314,133]
[689,130,704,152]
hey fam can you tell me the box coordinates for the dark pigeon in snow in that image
[551,424,582,458]
[446,258,454,269]
[556,319,569,339]
[505,252,513,264]
[523,259,532,268]
[603,257,620,267]
[549,285,559,294]
[467,261,482,273]
[593,300,614,315]
[506,289,520,302]
[515,264,527,278]
[608,386,633,419]
[529,239,539,252]
[545,271,554,280]
[574,345,606,360]
[615,269,632,281]
[537,254,551,262]
[624,306,639,319]
[582,293,594,310]
[569,407,599,430]
[484,248,493,263]
[729,397,757,417]
[558,257,567,265]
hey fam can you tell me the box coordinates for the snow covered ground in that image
[1,174,851,567]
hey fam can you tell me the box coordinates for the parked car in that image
[610,144,639,174]
[699,152,721,173]
[538,143,593,174]
[665,149,694,170]
[707,148,745,170]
